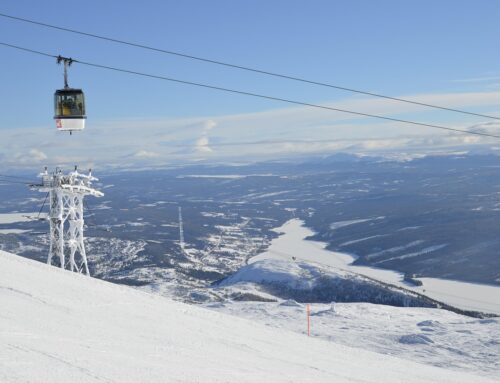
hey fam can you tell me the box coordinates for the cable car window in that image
[74,92,85,115]
[54,91,86,117]
[54,94,62,116]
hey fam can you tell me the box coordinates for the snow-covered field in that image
[0,229,31,234]
[3,250,494,382]
[207,301,500,378]
[252,219,500,315]
[0,212,39,224]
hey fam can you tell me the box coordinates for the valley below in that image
[1,154,500,378]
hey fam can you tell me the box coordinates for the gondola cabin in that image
[54,88,86,133]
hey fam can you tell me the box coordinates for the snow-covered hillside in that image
[207,300,500,378]
[216,258,438,308]
[0,250,495,383]
[211,258,500,378]
[252,219,500,315]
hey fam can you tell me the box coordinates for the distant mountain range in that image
[1,153,499,304]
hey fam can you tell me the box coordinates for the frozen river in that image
[251,219,500,315]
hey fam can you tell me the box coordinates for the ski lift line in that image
[3,42,500,141]
[0,41,55,58]
[47,61,500,140]
[0,174,38,183]
[37,192,49,219]
[0,181,31,186]
[0,173,36,181]
[82,199,110,232]
[0,179,33,185]
[83,199,97,223]
[0,177,35,185]
[1,12,500,122]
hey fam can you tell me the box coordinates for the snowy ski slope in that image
[0,250,495,383]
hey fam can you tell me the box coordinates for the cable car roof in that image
[54,88,84,94]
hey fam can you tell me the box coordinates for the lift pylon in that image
[33,167,103,275]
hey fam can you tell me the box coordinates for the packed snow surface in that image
[207,301,500,378]
[0,250,495,383]
[252,219,500,315]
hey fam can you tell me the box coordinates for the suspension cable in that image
[1,12,499,121]
[1,41,500,140]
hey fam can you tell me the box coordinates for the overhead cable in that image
[1,41,500,140]
[1,12,500,121]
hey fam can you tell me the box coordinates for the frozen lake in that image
[251,219,500,315]
[0,212,36,224]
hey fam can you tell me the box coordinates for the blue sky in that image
[2,1,500,169]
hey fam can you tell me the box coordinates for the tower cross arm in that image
[60,184,104,197]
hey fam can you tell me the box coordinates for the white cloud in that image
[195,120,217,153]
[134,150,160,159]
[203,120,217,132]
[29,149,48,162]
[452,76,500,83]
[11,148,48,164]
[195,136,213,153]
[2,90,500,170]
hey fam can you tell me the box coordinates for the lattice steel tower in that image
[34,167,103,275]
